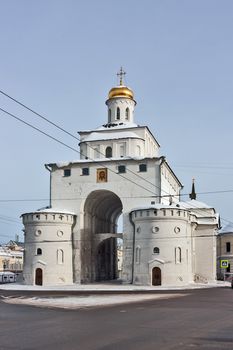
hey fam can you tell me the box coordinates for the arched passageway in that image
[82,190,123,283]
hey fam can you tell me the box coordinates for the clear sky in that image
[0,0,233,242]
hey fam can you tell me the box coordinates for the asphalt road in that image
[0,287,233,350]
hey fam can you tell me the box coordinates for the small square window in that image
[82,168,89,176]
[64,169,71,177]
[139,164,147,172]
[118,165,126,173]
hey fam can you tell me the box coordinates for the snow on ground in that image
[1,281,230,310]
[0,281,230,292]
[2,293,186,310]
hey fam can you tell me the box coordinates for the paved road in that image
[0,287,233,350]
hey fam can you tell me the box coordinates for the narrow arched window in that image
[136,246,141,264]
[106,146,112,158]
[175,247,181,263]
[37,248,42,255]
[116,107,120,120]
[136,145,141,156]
[153,247,160,254]
[125,107,130,120]
[57,249,64,264]
[108,109,111,122]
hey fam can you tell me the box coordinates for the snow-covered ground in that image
[0,281,230,292]
[2,293,186,310]
[1,281,230,310]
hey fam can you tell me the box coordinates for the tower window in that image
[118,165,126,173]
[226,242,231,253]
[36,248,42,255]
[153,247,160,254]
[136,246,141,264]
[139,164,147,172]
[120,144,125,157]
[175,247,181,263]
[125,107,130,120]
[116,107,120,120]
[64,169,71,177]
[108,109,111,122]
[82,168,89,176]
[106,147,112,158]
[57,249,64,264]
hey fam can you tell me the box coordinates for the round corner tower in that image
[130,205,193,286]
[22,210,75,286]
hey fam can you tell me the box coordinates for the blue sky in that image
[0,0,233,242]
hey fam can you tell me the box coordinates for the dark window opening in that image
[106,147,112,158]
[118,165,126,173]
[153,247,160,254]
[116,107,120,120]
[125,107,130,120]
[82,168,89,176]
[37,248,42,255]
[139,164,147,172]
[64,169,71,177]
[226,242,231,253]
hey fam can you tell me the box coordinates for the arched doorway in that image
[152,267,161,286]
[35,268,43,286]
[82,190,123,283]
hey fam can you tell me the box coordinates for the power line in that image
[0,90,178,197]
[0,214,21,223]
[0,90,80,141]
[1,187,233,203]
[0,91,231,226]
[0,107,160,197]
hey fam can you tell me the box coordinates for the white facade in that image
[22,73,219,286]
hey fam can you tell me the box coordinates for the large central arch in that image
[81,190,123,283]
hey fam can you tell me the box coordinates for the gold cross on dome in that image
[117,67,126,86]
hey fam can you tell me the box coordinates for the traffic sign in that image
[220,260,229,268]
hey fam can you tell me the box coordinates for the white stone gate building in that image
[22,70,219,286]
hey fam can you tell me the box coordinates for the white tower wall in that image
[131,207,193,286]
[22,211,75,286]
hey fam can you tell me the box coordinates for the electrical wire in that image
[0,90,179,196]
[0,107,159,196]
[1,187,233,202]
[0,91,232,227]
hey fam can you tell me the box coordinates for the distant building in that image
[217,224,233,280]
[117,243,123,278]
[22,70,219,287]
[0,240,24,273]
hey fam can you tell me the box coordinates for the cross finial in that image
[117,67,126,86]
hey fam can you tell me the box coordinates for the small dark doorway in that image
[152,267,161,286]
[35,268,43,286]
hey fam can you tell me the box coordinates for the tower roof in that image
[189,178,197,200]
[108,85,134,100]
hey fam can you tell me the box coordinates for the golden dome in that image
[108,85,134,100]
